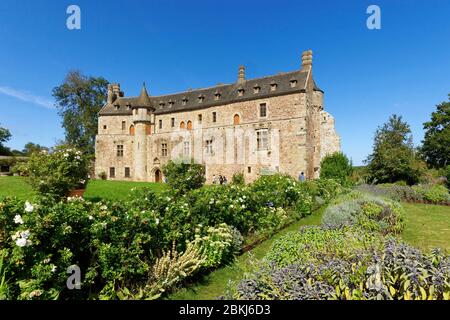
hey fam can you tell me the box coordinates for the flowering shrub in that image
[19,145,90,200]
[0,173,345,300]
[413,184,450,202]
[357,183,450,203]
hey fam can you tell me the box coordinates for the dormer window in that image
[168,100,174,107]
[290,78,297,88]
[182,97,188,106]
[214,90,221,100]
[159,101,165,108]
[198,94,205,103]
[114,104,120,110]
[126,103,131,110]
[253,84,261,94]
[270,81,277,91]
[237,87,245,97]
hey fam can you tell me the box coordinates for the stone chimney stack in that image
[107,84,113,104]
[301,50,313,71]
[237,65,246,83]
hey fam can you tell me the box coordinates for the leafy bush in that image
[228,238,450,300]
[18,146,90,200]
[322,191,405,235]
[413,184,450,202]
[266,226,383,268]
[320,152,353,184]
[231,172,245,185]
[162,160,205,195]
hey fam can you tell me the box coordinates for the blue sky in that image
[0,0,449,165]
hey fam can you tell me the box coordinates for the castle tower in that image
[132,83,154,181]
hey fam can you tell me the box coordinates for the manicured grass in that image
[0,176,34,200]
[401,203,450,252]
[0,176,166,201]
[168,207,326,300]
[83,179,167,201]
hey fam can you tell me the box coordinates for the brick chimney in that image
[301,50,313,71]
[237,65,245,83]
[107,84,113,104]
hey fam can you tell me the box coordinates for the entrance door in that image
[155,169,161,183]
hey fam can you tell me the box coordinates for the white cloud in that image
[0,86,54,109]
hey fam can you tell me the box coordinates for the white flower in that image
[21,230,31,239]
[75,156,81,160]
[88,215,94,220]
[24,201,34,213]
[11,231,20,241]
[15,238,27,247]
[63,153,69,157]
[14,214,24,224]
[51,265,57,272]
[43,258,50,264]
[155,218,160,225]
[79,179,86,184]
[100,205,108,211]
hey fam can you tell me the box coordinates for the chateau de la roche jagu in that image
[95,50,341,183]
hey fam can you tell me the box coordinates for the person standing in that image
[219,175,224,185]
[298,172,306,182]
[212,174,217,184]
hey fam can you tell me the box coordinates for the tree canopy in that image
[420,94,450,168]
[52,71,109,154]
[22,142,49,156]
[0,124,12,156]
[366,114,423,185]
[319,152,353,184]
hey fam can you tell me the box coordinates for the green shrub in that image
[162,160,205,195]
[320,152,353,184]
[446,165,450,189]
[229,238,450,300]
[19,146,90,200]
[322,191,405,235]
[413,184,450,202]
[231,172,245,185]
[266,226,383,268]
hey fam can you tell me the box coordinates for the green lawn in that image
[0,176,166,201]
[168,207,326,300]
[401,203,450,252]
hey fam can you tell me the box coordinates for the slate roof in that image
[99,69,322,116]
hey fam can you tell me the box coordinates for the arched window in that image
[187,121,193,130]
[180,121,185,129]
[129,125,135,136]
[233,114,240,125]
[145,124,152,135]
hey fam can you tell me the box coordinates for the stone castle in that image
[95,50,340,183]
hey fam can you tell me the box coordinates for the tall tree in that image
[420,94,450,168]
[0,124,12,156]
[22,142,49,156]
[52,71,109,154]
[365,114,423,185]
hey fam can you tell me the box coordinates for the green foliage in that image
[52,71,109,154]
[22,142,48,156]
[18,146,90,200]
[366,114,423,185]
[413,184,450,203]
[420,94,450,169]
[322,191,405,235]
[231,172,245,185]
[266,226,383,268]
[162,160,205,195]
[0,124,12,156]
[445,165,450,189]
[320,152,353,184]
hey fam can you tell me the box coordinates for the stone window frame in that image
[161,143,168,157]
[212,111,217,123]
[159,119,163,129]
[171,117,175,128]
[124,167,131,178]
[116,144,124,157]
[205,139,214,155]
[183,141,190,157]
[198,114,202,124]
[109,167,115,178]
[121,121,126,131]
[256,128,269,151]
[258,102,268,118]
